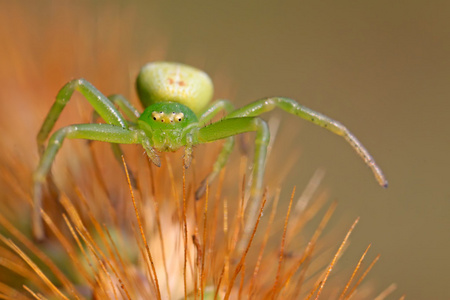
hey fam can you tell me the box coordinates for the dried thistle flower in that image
[0,2,400,299]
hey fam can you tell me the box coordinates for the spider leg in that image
[107,143,138,189]
[198,99,234,126]
[91,94,140,124]
[184,133,194,168]
[90,95,141,189]
[227,97,388,187]
[37,79,128,155]
[108,94,141,121]
[195,100,236,199]
[33,124,139,240]
[196,117,269,246]
[195,137,235,200]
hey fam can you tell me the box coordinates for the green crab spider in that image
[33,61,387,240]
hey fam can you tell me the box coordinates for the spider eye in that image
[151,111,161,121]
[152,111,184,124]
[174,112,184,122]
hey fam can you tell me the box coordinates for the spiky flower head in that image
[0,2,396,299]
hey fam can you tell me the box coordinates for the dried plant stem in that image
[280,201,338,292]
[248,188,280,297]
[0,235,69,300]
[183,166,188,300]
[374,283,398,300]
[122,156,161,299]
[200,182,209,300]
[314,217,360,299]
[270,186,296,298]
[224,192,267,300]
[339,244,372,299]
[346,254,381,299]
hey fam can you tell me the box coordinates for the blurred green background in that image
[2,1,450,299]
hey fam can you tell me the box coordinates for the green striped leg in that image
[33,124,139,240]
[195,100,236,199]
[227,97,388,187]
[197,99,234,127]
[91,94,140,124]
[196,117,269,246]
[37,79,128,155]
[90,94,141,188]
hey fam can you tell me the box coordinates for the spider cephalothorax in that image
[33,61,387,240]
[138,101,198,152]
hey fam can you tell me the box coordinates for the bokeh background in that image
[1,1,449,299]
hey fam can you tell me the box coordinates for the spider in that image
[33,61,387,240]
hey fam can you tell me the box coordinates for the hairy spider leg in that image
[227,97,388,188]
[33,124,143,240]
[197,99,234,127]
[37,79,128,155]
[90,94,141,189]
[220,97,388,251]
[91,94,141,124]
[34,78,135,240]
[196,117,269,250]
[195,99,236,199]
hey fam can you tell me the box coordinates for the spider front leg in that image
[33,124,139,240]
[91,94,140,124]
[197,99,234,127]
[195,100,236,199]
[37,79,128,155]
[195,137,235,200]
[196,117,269,244]
[227,97,388,187]
[90,94,141,189]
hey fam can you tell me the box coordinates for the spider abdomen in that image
[136,61,213,114]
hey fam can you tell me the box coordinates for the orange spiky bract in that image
[0,2,399,299]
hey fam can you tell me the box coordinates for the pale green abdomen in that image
[136,61,213,115]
